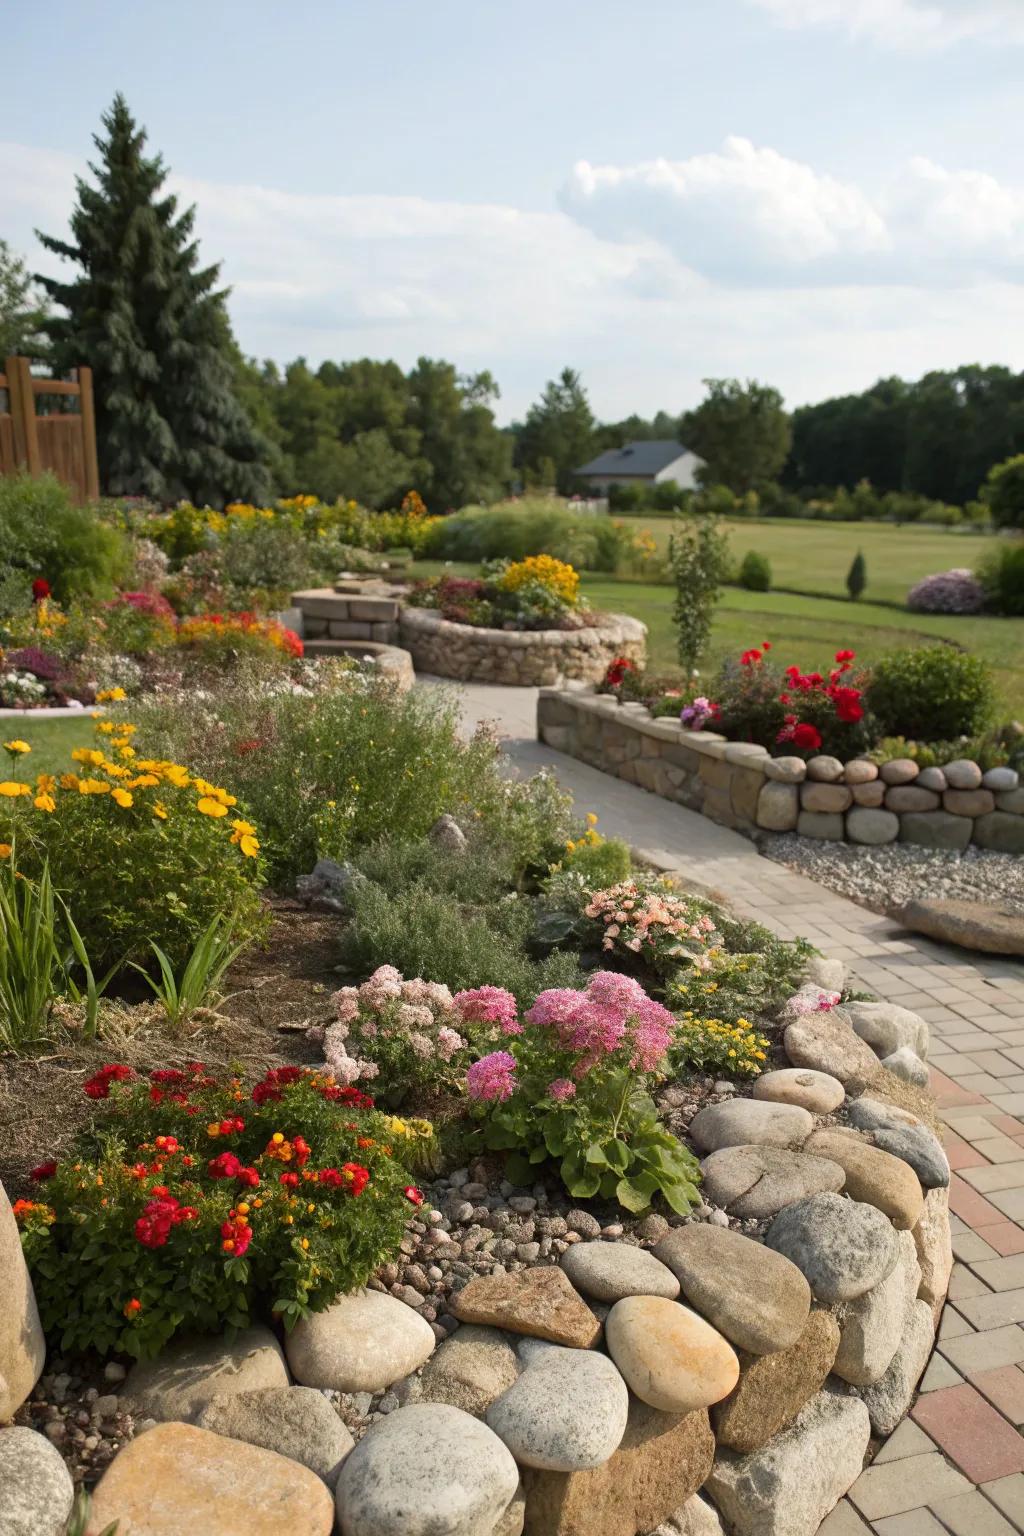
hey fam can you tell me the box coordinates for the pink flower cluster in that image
[527,971,675,1076]
[782,985,842,1021]
[466,1051,518,1102]
[680,696,719,730]
[453,985,522,1035]
[583,881,717,957]
[319,967,465,1083]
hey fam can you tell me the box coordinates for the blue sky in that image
[3,0,1024,421]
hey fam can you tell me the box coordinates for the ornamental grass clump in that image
[464,973,701,1214]
[318,965,468,1102]
[15,1063,422,1359]
[0,724,265,974]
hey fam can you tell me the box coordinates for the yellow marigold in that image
[2,740,30,754]
[35,773,55,793]
[0,844,10,859]
[111,788,133,808]
[0,782,30,797]
[153,802,168,820]
[128,773,160,789]
[72,748,106,767]
[498,554,579,605]
[97,721,117,735]
[77,778,111,795]
[95,687,126,703]
[33,793,56,813]
[59,773,80,790]
[196,796,229,818]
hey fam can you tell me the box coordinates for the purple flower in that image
[466,1050,518,1102]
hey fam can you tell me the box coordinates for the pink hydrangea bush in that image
[906,569,985,615]
[317,966,466,1102]
[465,972,700,1215]
[582,880,721,977]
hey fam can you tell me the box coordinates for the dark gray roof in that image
[575,439,695,477]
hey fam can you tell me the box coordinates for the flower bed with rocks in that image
[539,686,1024,854]
[398,606,647,687]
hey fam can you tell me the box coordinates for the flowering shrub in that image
[318,967,467,1103]
[906,568,985,615]
[670,1014,770,1078]
[714,644,871,757]
[15,1064,419,1359]
[465,973,701,1213]
[680,695,720,730]
[409,555,588,631]
[498,554,579,607]
[175,612,303,663]
[580,880,721,978]
[0,722,265,971]
[600,656,637,693]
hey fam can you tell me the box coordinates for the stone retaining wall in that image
[292,587,401,646]
[538,687,1024,853]
[398,608,647,687]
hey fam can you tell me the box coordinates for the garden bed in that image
[398,606,646,686]
[538,686,1024,853]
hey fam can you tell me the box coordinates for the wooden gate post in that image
[78,366,101,500]
[5,355,41,474]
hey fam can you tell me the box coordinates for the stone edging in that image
[398,608,647,687]
[537,687,1024,853]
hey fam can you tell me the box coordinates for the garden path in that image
[423,677,1024,1536]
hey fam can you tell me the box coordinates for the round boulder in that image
[654,1225,811,1355]
[285,1289,436,1393]
[688,1099,813,1155]
[847,808,900,845]
[764,1191,900,1302]
[698,1145,846,1220]
[943,758,983,790]
[872,1123,950,1189]
[806,756,845,782]
[561,1242,680,1303]
[880,1046,930,1087]
[485,1345,628,1471]
[335,1404,520,1536]
[804,1129,925,1230]
[0,1427,74,1536]
[880,758,919,785]
[843,759,878,785]
[195,1385,354,1487]
[784,1011,880,1089]
[605,1297,739,1413]
[843,1000,929,1060]
[417,1325,520,1419]
[753,1069,844,1114]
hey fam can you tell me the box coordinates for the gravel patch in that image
[761,834,1024,915]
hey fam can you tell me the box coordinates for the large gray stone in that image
[654,1225,811,1356]
[803,956,846,992]
[712,1310,841,1454]
[894,896,1024,954]
[803,1130,925,1230]
[649,1495,726,1536]
[846,808,899,845]
[688,1099,813,1155]
[899,811,972,850]
[123,1327,289,1423]
[852,780,886,807]
[763,756,807,784]
[883,786,939,813]
[880,1046,930,1087]
[873,1123,950,1189]
[706,1392,871,1536]
[844,759,879,785]
[914,1186,954,1311]
[832,1231,922,1386]
[764,1192,900,1302]
[845,1096,920,1133]
[417,1325,520,1419]
[335,1403,520,1536]
[801,782,853,814]
[752,1068,845,1114]
[286,1289,435,1393]
[943,758,983,789]
[944,787,995,817]
[860,1299,936,1436]
[196,1385,354,1487]
[984,766,1020,791]
[806,756,845,782]
[796,811,845,840]
[756,781,799,831]
[698,1145,846,1219]
[561,1243,679,1302]
[784,1011,880,1089]
[0,1426,74,1536]
[485,1346,628,1471]
[879,758,919,785]
[843,1001,929,1061]
[0,1182,44,1421]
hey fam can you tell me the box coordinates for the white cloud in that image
[4,138,1024,420]
[746,0,1024,49]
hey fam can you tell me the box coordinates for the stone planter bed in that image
[3,960,953,1536]
[398,607,647,688]
[538,686,1024,854]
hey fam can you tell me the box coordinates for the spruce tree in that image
[37,94,270,505]
[846,549,867,600]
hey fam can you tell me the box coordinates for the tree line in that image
[4,95,1024,513]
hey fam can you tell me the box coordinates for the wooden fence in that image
[0,356,100,502]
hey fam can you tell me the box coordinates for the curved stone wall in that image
[398,608,647,687]
[538,688,1024,853]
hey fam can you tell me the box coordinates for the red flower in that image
[762,641,772,650]
[740,649,763,667]
[83,1064,136,1100]
[341,1163,370,1197]
[404,1186,424,1206]
[604,656,635,689]
[292,1136,311,1168]
[318,1168,343,1188]
[318,1083,374,1109]
[150,1069,189,1086]
[237,1166,260,1188]
[30,1161,57,1182]
[835,649,856,663]
[123,1297,142,1317]
[792,722,822,750]
[279,1172,300,1188]
[208,1152,242,1180]
[32,578,51,602]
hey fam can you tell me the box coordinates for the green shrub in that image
[738,550,771,592]
[669,514,731,674]
[846,549,867,600]
[0,473,130,602]
[437,500,632,573]
[865,645,996,742]
[981,454,1024,530]
[17,1065,413,1359]
[977,541,1024,616]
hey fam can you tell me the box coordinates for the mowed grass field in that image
[1,715,98,777]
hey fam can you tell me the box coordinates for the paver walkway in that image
[430,679,1024,1536]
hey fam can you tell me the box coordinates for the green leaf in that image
[584,1143,609,1167]
[503,1152,534,1186]
[615,1178,653,1213]
[604,1139,630,1173]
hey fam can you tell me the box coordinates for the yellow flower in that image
[33,793,56,813]
[95,687,126,702]
[3,740,30,755]
[153,802,168,820]
[111,788,133,808]
[0,844,10,859]
[97,721,117,735]
[196,796,229,818]
[0,782,30,797]
[59,773,80,791]
[77,778,111,795]
[128,774,160,789]
[586,812,598,826]
[72,748,105,767]
[35,773,55,793]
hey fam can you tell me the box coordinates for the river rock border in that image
[3,964,953,1535]
[538,686,1024,854]
[398,607,647,687]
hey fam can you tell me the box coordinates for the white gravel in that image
[762,834,1024,915]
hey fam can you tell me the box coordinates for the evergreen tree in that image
[0,240,50,359]
[846,550,867,601]
[516,367,596,493]
[36,94,270,505]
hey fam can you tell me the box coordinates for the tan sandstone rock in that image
[712,1310,840,1453]
[804,1130,925,1230]
[605,1297,739,1413]
[0,1180,45,1420]
[452,1266,601,1348]
[914,1185,954,1316]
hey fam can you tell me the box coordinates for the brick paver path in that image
[433,681,1024,1535]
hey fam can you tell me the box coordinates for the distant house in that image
[574,439,704,494]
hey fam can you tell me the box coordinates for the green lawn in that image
[1,715,98,778]
[626,515,996,606]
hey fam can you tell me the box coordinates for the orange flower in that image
[123,1298,142,1318]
